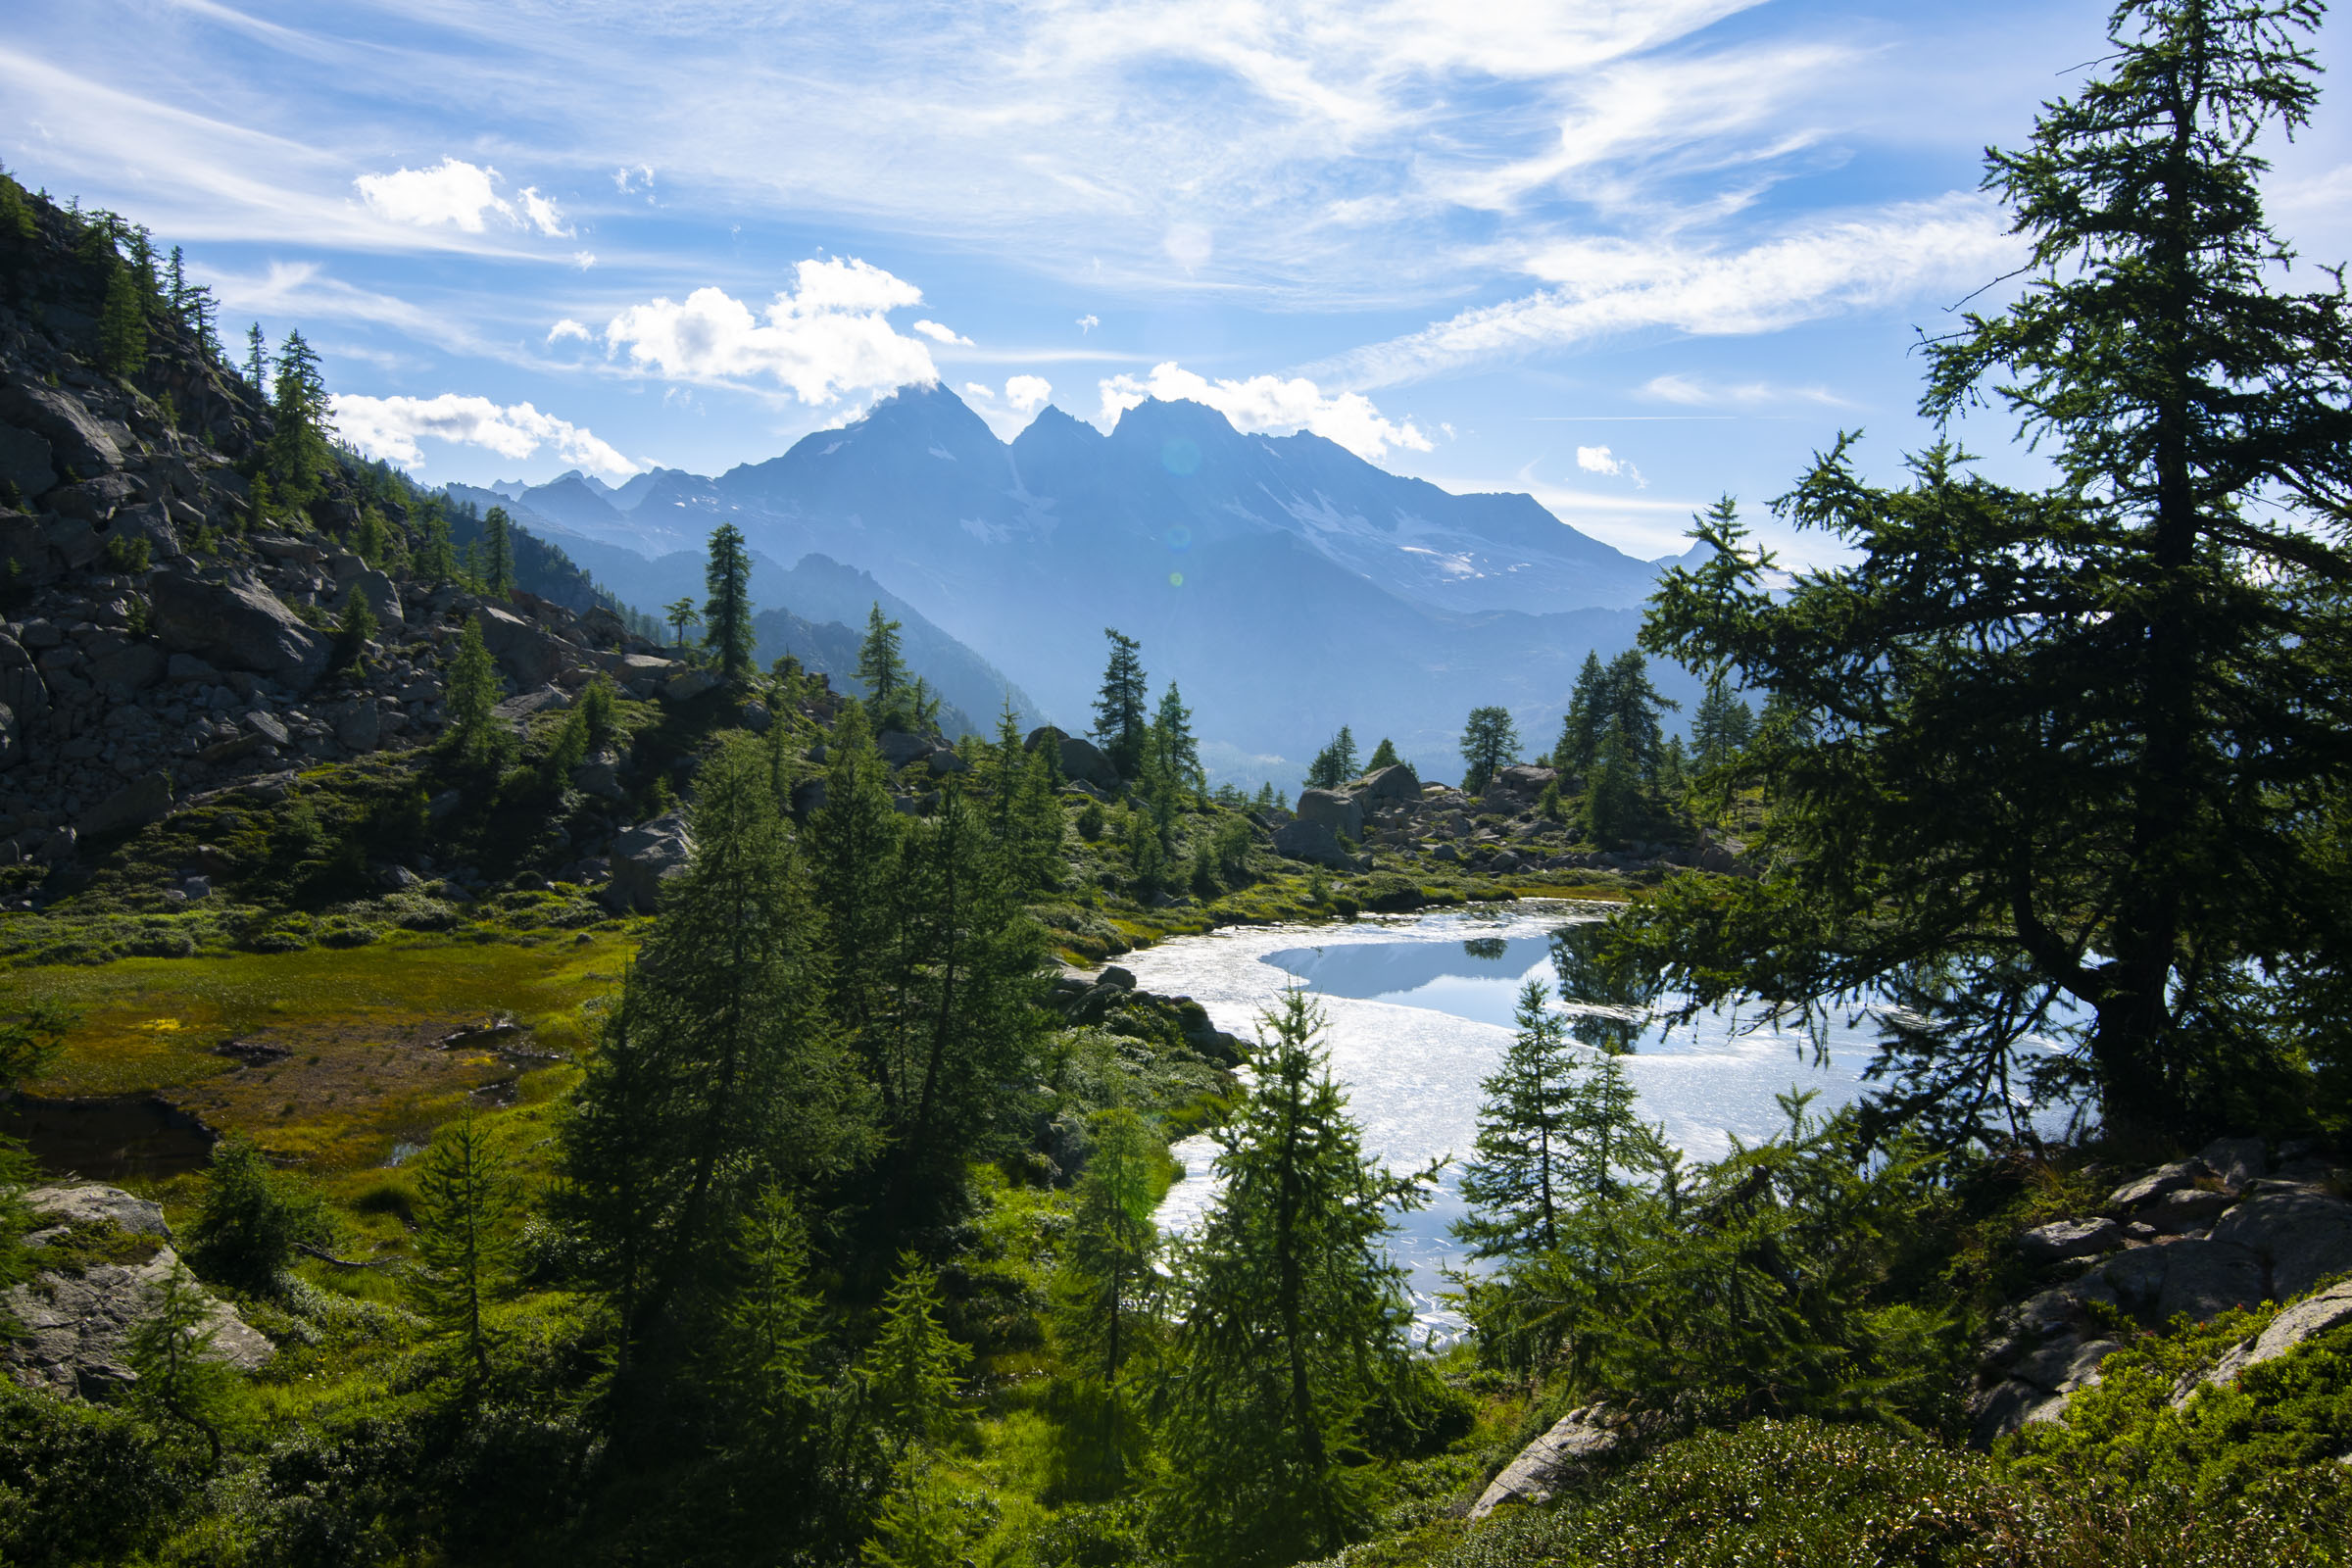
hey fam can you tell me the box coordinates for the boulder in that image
[0,420,56,499]
[244,710,290,749]
[1272,818,1353,868]
[472,605,563,689]
[2110,1160,2201,1210]
[5,1184,274,1402]
[789,777,827,821]
[165,652,220,685]
[2200,1136,2268,1191]
[739,700,771,733]
[2140,1187,2232,1234]
[876,729,932,767]
[1496,763,1559,795]
[346,568,403,630]
[663,667,722,703]
[87,642,163,691]
[571,749,626,801]
[2154,1240,2268,1324]
[0,700,17,770]
[2210,1192,2352,1302]
[2188,1279,2352,1404]
[1026,725,1121,791]
[605,811,695,912]
[333,700,380,754]
[148,569,329,690]
[924,748,970,775]
[492,687,570,722]
[1295,787,1364,839]
[1353,762,1421,803]
[1971,1379,2066,1446]
[0,374,125,474]
[2019,1216,2123,1266]
[1469,1406,1636,1518]
[78,770,172,839]
[46,472,139,522]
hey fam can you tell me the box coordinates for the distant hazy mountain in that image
[469,385,1702,774]
[443,481,1038,739]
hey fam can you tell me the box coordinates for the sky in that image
[7,0,2351,564]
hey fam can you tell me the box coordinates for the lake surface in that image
[1126,906,1915,1343]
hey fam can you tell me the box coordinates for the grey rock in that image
[426,789,464,823]
[1353,762,1421,802]
[789,776,827,821]
[2142,1187,2233,1233]
[572,750,627,801]
[26,1183,172,1240]
[149,569,329,689]
[2015,1336,2126,1395]
[333,700,380,753]
[924,748,970,774]
[1495,763,1559,795]
[1295,787,1364,839]
[1026,725,1121,790]
[165,652,220,684]
[1469,1406,1629,1518]
[346,568,403,630]
[2200,1137,2269,1191]
[2187,1280,2352,1405]
[1098,965,1137,991]
[78,770,172,838]
[1272,817,1353,868]
[739,700,771,733]
[47,473,140,522]
[663,666,722,703]
[243,710,290,748]
[250,533,326,564]
[492,686,569,721]
[2111,1160,2202,1210]
[2020,1216,2124,1266]
[606,811,694,912]
[0,419,56,498]
[0,700,17,770]
[87,642,163,690]
[1971,1378,2067,1446]
[0,374,125,474]
[473,605,562,689]
[2211,1192,2352,1302]
[2155,1240,2268,1325]
[876,729,932,766]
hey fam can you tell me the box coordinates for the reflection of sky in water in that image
[1128,907,2044,1344]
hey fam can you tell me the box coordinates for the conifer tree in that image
[1583,723,1643,848]
[1631,0,2352,1138]
[243,321,269,391]
[1365,737,1400,772]
[1091,628,1150,778]
[807,702,904,1065]
[663,596,701,653]
[1454,981,1578,1259]
[857,603,907,714]
[416,496,457,580]
[1158,992,1428,1568]
[703,522,755,681]
[266,330,331,512]
[408,1113,516,1378]
[1053,1106,1161,1390]
[481,505,515,599]
[98,264,146,378]
[864,1253,970,1451]
[1690,676,1755,773]
[1153,681,1202,799]
[443,617,504,761]
[127,1262,235,1469]
[1458,706,1519,795]
[721,1185,826,1446]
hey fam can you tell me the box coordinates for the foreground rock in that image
[604,810,695,912]
[1471,1406,1659,1518]
[4,1184,275,1401]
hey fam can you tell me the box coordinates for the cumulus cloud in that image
[601,256,937,403]
[572,251,597,270]
[1096,362,1429,462]
[1076,314,1100,333]
[548,318,592,345]
[356,157,576,243]
[912,318,972,345]
[1576,444,1645,488]
[331,393,639,478]
[1317,196,2019,389]
[1004,374,1053,413]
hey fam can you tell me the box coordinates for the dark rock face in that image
[1025,725,1120,790]
[473,604,562,689]
[78,770,172,838]
[2212,1193,2352,1301]
[1294,787,1363,839]
[605,811,694,912]
[1272,817,1353,868]
[1353,762,1421,803]
[148,569,330,689]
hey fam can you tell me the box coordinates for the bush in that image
[185,1139,335,1295]
[0,1380,186,1568]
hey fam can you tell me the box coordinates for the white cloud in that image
[331,392,639,478]
[913,318,972,345]
[1004,374,1053,413]
[355,157,514,232]
[548,318,592,345]
[1076,314,1100,333]
[572,251,597,270]
[1319,195,2020,389]
[601,256,938,403]
[963,381,996,400]
[1640,372,1849,408]
[1096,362,1429,461]
[516,185,572,236]
[1576,444,1644,488]
[612,164,655,194]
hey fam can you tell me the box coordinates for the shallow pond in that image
[1128,906,1921,1342]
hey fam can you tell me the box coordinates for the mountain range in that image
[458,385,1701,779]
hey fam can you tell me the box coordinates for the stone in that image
[2188,1280,2352,1406]
[87,642,163,690]
[78,770,172,839]
[166,652,220,685]
[1272,817,1353,868]
[148,569,330,690]
[2200,1136,2268,1191]
[662,666,721,703]
[0,419,56,499]
[924,748,970,774]
[1295,787,1364,839]
[492,687,570,721]
[2015,1336,2126,1395]
[572,749,626,801]
[2019,1216,2124,1266]
[0,700,16,770]
[2154,1239,2267,1324]
[876,729,932,766]
[2141,1187,2232,1234]
[333,701,380,753]
[346,568,403,630]
[1098,965,1137,990]
[2210,1192,2352,1302]
[739,700,771,733]
[0,374,125,474]
[1970,1379,2067,1446]
[472,604,563,689]
[2110,1160,2202,1210]
[789,777,827,821]
[1495,763,1559,795]
[1469,1406,1630,1517]
[244,710,290,749]
[5,1184,274,1402]
[606,811,695,912]
[249,533,326,564]
[1354,762,1421,802]
[1026,725,1121,791]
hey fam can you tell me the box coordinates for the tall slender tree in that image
[1153,681,1203,799]
[1091,628,1150,779]
[408,1113,517,1379]
[1453,981,1578,1259]
[481,505,516,599]
[703,522,756,680]
[858,603,909,726]
[1458,706,1519,795]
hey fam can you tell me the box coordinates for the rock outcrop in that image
[604,810,694,912]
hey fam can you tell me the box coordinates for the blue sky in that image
[7,1,2350,563]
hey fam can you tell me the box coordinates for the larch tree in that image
[1453,980,1579,1259]
[481,506,516,600]
[1458,707,1519,796]
[703,522,756,680]
[408,1113,517,1380]
[1091,628,1150,778]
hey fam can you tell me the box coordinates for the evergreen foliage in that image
[1157,991,1430,1568]
[264,329,332,513]
[1627,1,2352,1141]
[1304,726,1359,790]
[408,1114,517,1378]
[1690,675,1756,773]
[481,506,515,599]
[1091,628,1150,779]
[702,522,756,681]
[97,263,145,378]
[1365,736,1400,772]
[864,1254,971,1449]
[442,617,505,762]
[124,1263,234,1469]
[184,1139,333,1296]
[1152,682,1202,799]
[664,596,702,653]
[1457,706,1519,795]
